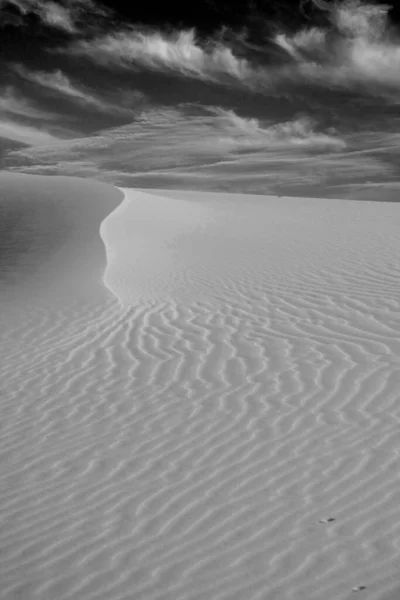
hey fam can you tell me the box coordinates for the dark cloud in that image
[63,1,400,103]
[0,0,400,197]
[0,0,110,33]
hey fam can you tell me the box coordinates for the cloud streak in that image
[70,28,254,85]
[0,0,109,33]
[273,0,400,96]
[14,66,139,115]
[0,118,58,145]
[3,104,360,194]
[1,0,400,200]
[0,85,58,119]
[213,108,346,150]
[63,1,400,102]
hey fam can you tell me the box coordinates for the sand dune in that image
[1,176,400,600]
[0,172,123,305]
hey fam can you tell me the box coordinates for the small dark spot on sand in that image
[352,586,367,592]
[318,517,336,523]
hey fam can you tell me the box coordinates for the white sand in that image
[1,174,400,600]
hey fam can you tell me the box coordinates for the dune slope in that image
[1,180,400,600]
[0,172,123,304]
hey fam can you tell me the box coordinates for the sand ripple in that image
[1,184,400,600]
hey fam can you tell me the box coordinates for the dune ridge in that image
[0,178,400,599]
[0,172,123,306]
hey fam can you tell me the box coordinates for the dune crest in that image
[1,179,399,600]
[0,172,123,305]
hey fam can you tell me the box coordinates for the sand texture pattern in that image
[0,175,400,600]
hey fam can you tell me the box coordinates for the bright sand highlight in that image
[1,173,400,600]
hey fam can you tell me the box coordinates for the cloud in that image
[3,104,363,195]
[0,85,73,145]
[318,180,400,202]
[0,118,59,144]
[212,108,346,150]
[63,1,400,102]
[274,0,400,96]
[4,0,400,105]
[0,0,108,33]
[1,0,399,199]
[14,66,139,115]
[0,85,58,119]
[70,28,254,86]
[5,0,400,104]
[4,104,345,161]
[334,0,389,39]
[0,85,81,143]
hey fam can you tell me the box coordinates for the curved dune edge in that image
[1,182,400,600]
[0,172,124,306]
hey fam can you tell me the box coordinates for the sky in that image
[1,0,400,198]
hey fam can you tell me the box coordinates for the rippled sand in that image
[1,173,400,600]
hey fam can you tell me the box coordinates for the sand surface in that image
[1,174,400,600]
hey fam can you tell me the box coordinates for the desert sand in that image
[0,172,400,600]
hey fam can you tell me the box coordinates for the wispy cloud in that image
[70,28,254,85]
[0,84,78,144]
[0,118,59,145]
[3,104,363,194]
[212,108,346,150]
[4,0,400,103]
[0,0,108,33]
[0,85,57,119]
[274,0,400,96]
[64,1,400,102]
[1,0,399,199]
[14,66,140,115]
[5,104,345,158]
